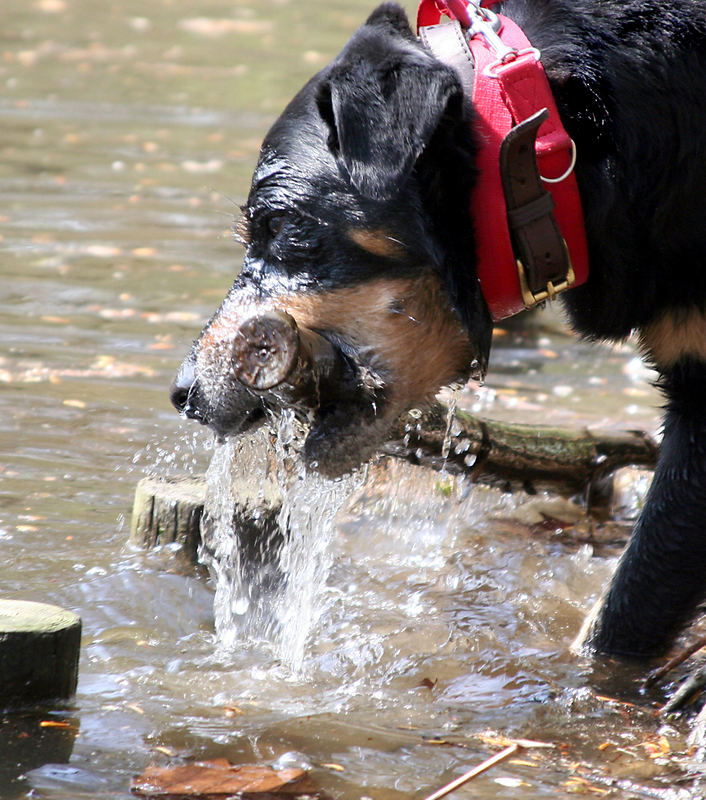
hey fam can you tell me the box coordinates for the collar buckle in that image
[517,255,576,309]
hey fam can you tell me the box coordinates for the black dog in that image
[171,0,706,660]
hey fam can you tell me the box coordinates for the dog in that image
[170,0,706,661]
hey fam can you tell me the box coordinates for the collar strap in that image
[418,1,589,321]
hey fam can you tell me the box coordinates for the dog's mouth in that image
[174,309,391,475]
[171,273,480,475]
[239,311,393,475]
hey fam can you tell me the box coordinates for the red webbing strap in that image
[491,21,589,298]
[471,16,588,318]
[467,34,518,318]
[417,0,495,27]
[417,1,589,320]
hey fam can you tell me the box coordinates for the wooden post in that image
[130,475,207,562]
[0,599,81,705]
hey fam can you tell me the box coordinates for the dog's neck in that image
[417,2,588,321]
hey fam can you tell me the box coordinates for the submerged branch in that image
[387,402,659,494]
[421,744,519,800]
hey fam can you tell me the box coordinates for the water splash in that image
[199,414,361,671]
[440,387,459,466]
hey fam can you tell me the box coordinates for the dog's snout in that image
[169,358,197,416]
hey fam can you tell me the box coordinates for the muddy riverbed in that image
[2,1,705,798]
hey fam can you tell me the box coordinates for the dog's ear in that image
[317,3,463,199]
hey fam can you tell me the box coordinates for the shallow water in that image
[1,1,702,798]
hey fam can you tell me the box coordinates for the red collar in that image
[417,0,589,321]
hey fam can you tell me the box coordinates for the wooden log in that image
[227,313,657,492]
[387,402,659,493]
[132,405,658,560]
[0,599,81,705]
[129,475,206,562]
[228,312,658,492]
[232,311,365,409]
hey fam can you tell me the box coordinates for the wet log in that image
[132,404,657,564]
[230,313,657,492]
[386,403,659,494]
[233,311,356,408]
[130,475,206,562]
[0,599,81,705]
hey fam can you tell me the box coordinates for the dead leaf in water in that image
[131,760,327,798]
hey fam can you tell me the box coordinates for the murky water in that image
[1,1,702,798]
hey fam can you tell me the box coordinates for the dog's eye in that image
[267,215,286,237]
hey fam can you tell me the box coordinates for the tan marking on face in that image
[348,228,406,259]
[280,274,474,409]
[196,292,264,357]
[639,308,706,367]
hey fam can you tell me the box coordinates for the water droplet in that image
[232,595,250,615]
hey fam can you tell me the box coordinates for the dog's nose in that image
[169,358,197,415]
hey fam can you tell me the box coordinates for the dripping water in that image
[441,387,460,468]
[199,414,361,671]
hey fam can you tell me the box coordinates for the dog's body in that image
[171,0,706,659]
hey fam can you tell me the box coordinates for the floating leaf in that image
[132,760,325,798]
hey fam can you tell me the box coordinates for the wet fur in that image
[173,0,706,659]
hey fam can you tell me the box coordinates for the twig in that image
[644,633,706,688]
[660,664,706,715]
[420,743,518,800]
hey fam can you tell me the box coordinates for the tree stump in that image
[130,475,207,562]
[0,599,81,705]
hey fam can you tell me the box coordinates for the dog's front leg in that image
[577,355,706,659]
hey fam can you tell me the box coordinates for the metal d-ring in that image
[540,139,577,184]
[481,46,542,78]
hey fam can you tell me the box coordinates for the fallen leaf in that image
[63,399,86,409]
[178,17,272,37]
[641,736,670,758]
[476,732,554,750]
[83,244,122,257]
[563,776,610,795]
[181,159,224,174]
[595,694,637,709]
[41,315,71,324]
[132,761,323,798]
[494,776,529,788]
[39,720,76,730]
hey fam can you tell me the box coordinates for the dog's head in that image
[170,3,491,474]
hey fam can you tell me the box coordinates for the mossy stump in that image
[0,599,81,706]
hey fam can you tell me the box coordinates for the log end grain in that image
[0,599,81,706]
[232,311,299,390]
